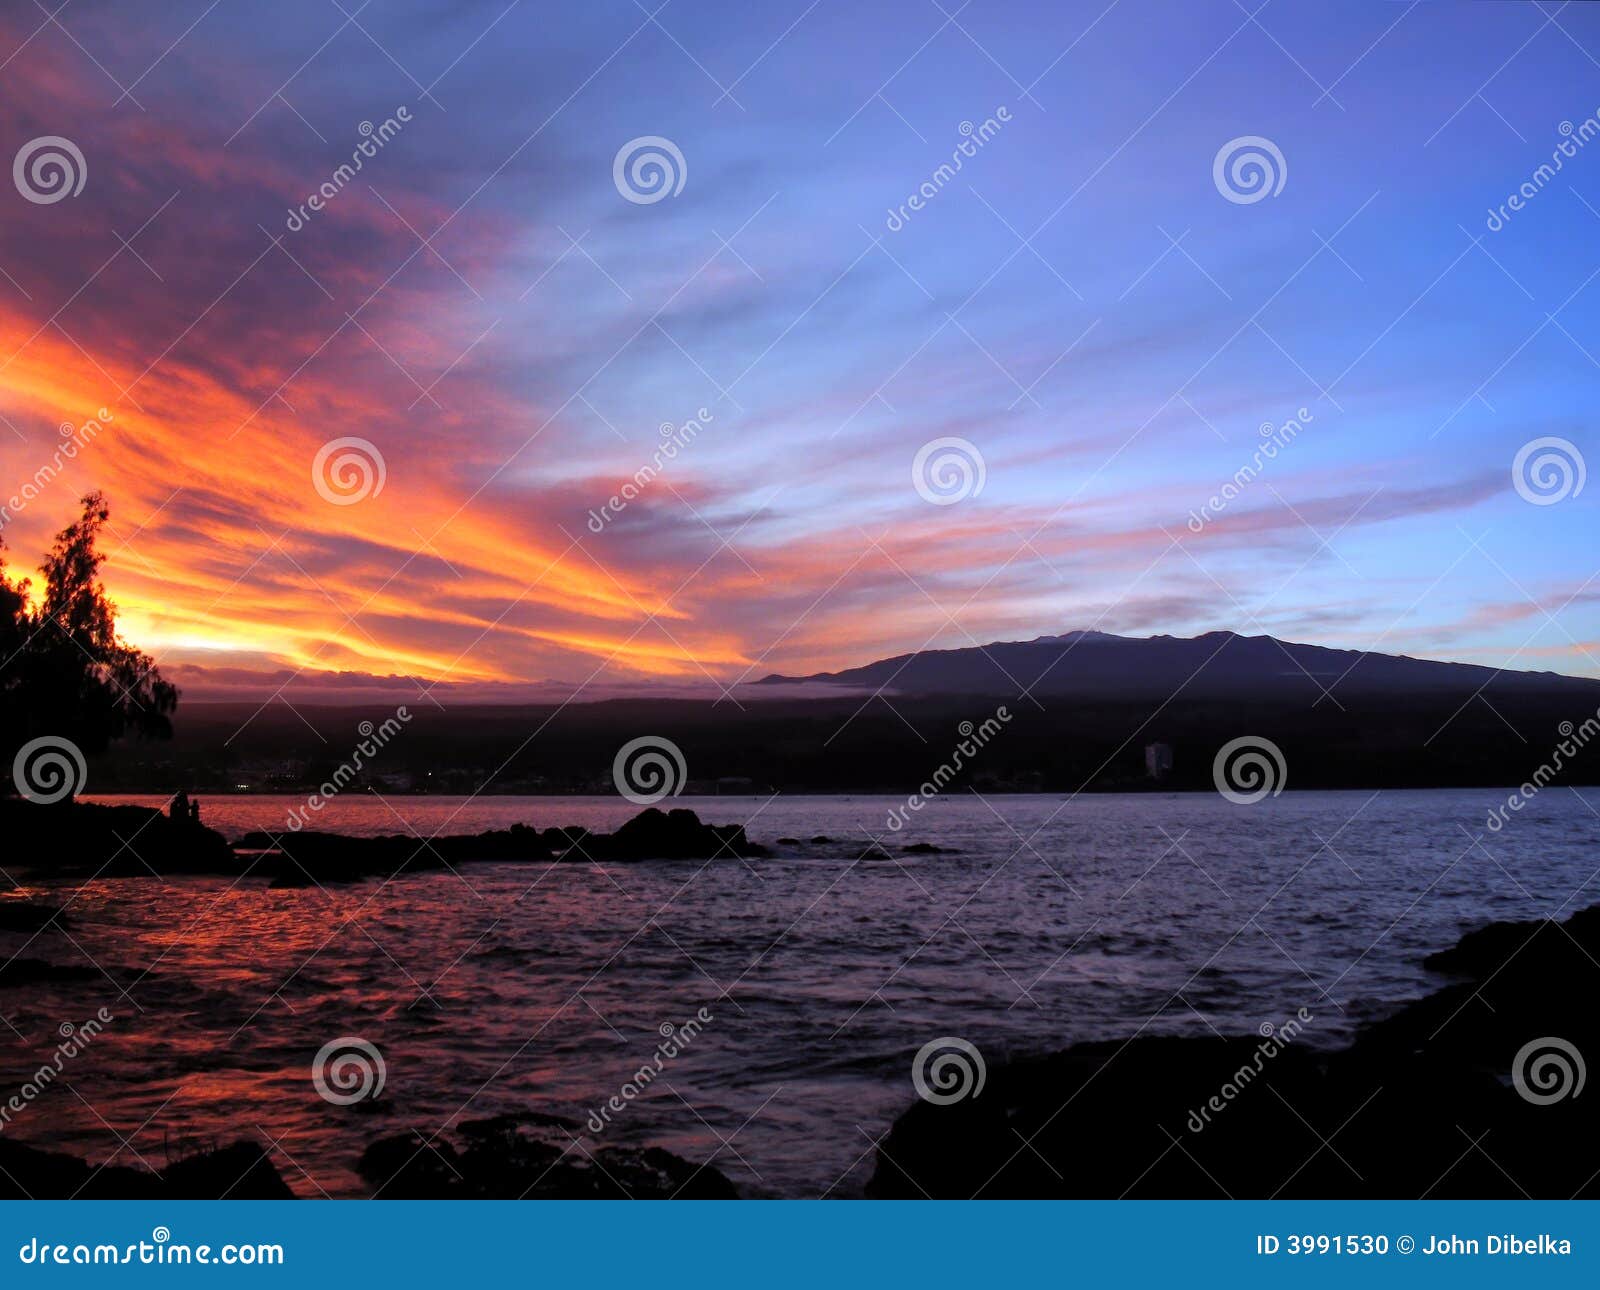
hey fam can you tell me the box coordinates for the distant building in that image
[1144,742,1173,781]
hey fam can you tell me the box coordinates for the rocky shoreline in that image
[3,795,1594,1198]
[0,1121,734,1200]
[0,1139,292,1200]
[0,798,768,884]
[866,903,1600,1198]
[1,901,1593,1199]
[239,805,768,885]
[355,1115,737,1199]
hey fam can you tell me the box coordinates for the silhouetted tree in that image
[1,493,177,795]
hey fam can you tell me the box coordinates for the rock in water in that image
[244,808,768,883]
[867,902,1600,1199]
[358,1115,737,1198]
[577,807,767,861]
[161,1142,295,1199]
[0,900,70,932]
[0,800,235,877]
[0,1138,292,1199]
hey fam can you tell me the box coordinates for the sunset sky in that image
[1,0,1597,703]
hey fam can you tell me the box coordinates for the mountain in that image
[89,632,1600,797]
[755,630,1600,703]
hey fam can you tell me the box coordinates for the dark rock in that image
[160,1141,296,1198]
[857,843,892,860]
[867,902,1600,1199]
[577,808,768,862]
[245,823,560,884]
[776,837,801,845]
[901,842,951,854]
[4,801,769,886]
[241,808,765,883]
[544,825,589,847]
[358,1116,737,1198]
[809,835,832,844]
[0,958,101,987]
[0,1138,146,1198]
[1422,906,1600,978]
[0,1138,292,1199]
[0,900,69,933]
[0,800,236,877]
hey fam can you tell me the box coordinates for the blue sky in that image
[0,0,1596,699]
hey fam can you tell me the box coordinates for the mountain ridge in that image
[755,629,1598,701]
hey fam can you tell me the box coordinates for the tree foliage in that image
[0,493,177,788]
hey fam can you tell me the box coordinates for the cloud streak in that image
[2,1,1597,703]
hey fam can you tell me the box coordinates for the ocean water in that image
[2,789,1596,1198]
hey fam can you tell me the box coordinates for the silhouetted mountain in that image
[76,631,1600,795]
[757,630,1600,702]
